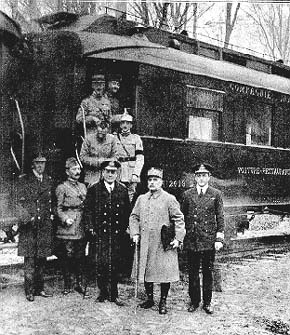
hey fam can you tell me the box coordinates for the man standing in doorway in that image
[181,163,224,314]
[16,154,54,302]
[83,159,130,306]
[130,168,185,314]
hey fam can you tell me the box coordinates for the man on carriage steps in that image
[15,154,54,302]
[181,163,224,315]
[82,159,130,306]
[129,168,185,315]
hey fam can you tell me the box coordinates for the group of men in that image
[14,72,225,316]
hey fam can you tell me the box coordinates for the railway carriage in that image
[1,12,290,246]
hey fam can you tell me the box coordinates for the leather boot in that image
[159,298,167,315]
[139,282,154,309]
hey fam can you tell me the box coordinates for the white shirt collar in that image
[33,170,43,182]
[104,181,115,192]
[196,184,208,195]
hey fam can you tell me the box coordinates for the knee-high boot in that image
[139,282,154,309]
[159,283,170,315]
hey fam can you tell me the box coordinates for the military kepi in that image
[100,159,121,170]
[193,163,213,174]
[65,157,80,169]
[147,167,163,179]
[120,110,133,123]
[92,73,105,82]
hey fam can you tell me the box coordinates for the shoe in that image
[74,285,85,295]
[36,290,53,298]
[112,298,125,306]
[139,299,155,309]
[188,304,199,312]
[26,294,34,302]
[159,299,167,315]
[203,304,214,314]
[62,289,71,295]
[96,295,106,302]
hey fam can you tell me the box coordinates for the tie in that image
[199,189,203,198]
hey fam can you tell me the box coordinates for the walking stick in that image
[134,240,139,314]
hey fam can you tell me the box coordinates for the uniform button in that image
[193,215,197,218]
[142,228,145,231]
[104,213,107,216]
[116,221,119,224]
[49,200,52,203]
[103,221,107,224]
[37,208,40,211]
[194,221,197,224]
[104,229,107,233]
[115,230,118,233]
[205,221,207,224]
[38,216,41,220]
[117,204,120,207]
[116,213,119,216]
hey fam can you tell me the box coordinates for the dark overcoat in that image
[16,173,54,257]
[181,186,224,251]
[83,180,130,270]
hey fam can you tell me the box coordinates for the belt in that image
[119,157,136,162]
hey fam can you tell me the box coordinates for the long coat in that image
[129,189,185,283]
[16,173,54,257]
[83,180,130,271]
[181,186,224,251]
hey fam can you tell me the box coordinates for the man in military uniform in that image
[76,74,111,136]
[16,154,54,302]
[106,74,122,133]
[55,157,89,297]
[181,163,224,314]
[116,111,144,202]
[130,168,185,315]
[80,122,118,186]
[83,159,130,306]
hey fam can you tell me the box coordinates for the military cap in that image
[193,163,213,174]
[147,167,163,179]
[32,153,46,163]
[107,73,122,82]
[65,157,80,169]
[120,109,133,122]
[92,73,105,83]
[100,159,121,171]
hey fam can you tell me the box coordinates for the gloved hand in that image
[215,241,223,251]
[132,234,140,244]
[170,239,180,249]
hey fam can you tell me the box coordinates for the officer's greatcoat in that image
[181,186,224,251]
[16,173,54,257]
[129,189,185,283]
[83,180,130,272]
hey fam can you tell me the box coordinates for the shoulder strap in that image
[117,133,131,157]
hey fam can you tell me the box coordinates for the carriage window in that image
[186,86,224,141]
[246,103,272,146]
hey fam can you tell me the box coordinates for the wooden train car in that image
[1,12,290,241]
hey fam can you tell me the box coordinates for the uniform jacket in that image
[181,186,224,251]
[116,133,144,183]
[76,94,111,130]
[55,179,87,240]
[83,180,130,267]
[129,189,185,283]
[80,133,117,185]
[16,173,54,257]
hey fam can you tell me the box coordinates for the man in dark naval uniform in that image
[16,154,54,302]
[55,157,89,297]
[83,159,130,306]
[181,163,224,314]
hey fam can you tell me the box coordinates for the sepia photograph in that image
[1,1,290,334]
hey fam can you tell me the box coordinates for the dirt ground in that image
[1,251,290,335]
